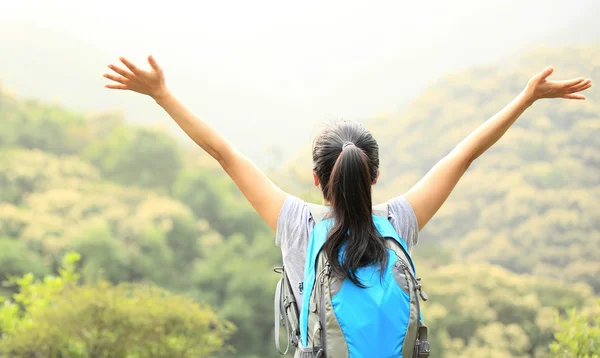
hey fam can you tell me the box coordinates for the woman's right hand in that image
[104,55,169,100]
[404,67,592,231]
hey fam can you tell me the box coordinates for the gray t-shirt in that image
[275,195,419,311]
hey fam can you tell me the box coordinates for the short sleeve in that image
[275,195,312,253]
[274,195,314,311]
[387,196,419,252]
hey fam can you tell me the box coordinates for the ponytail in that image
[321,142,387,287]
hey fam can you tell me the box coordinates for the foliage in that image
[0,91,90,154]
[0,238,48,283]
[0,252,233,357]
[0,148,211,288]
[193,231,280,356]
[83,125,183,190]
[550,300,600,358]
[173,165,270,240]
[418,263,597,358]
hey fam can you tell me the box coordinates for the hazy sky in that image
[1,0,597,165]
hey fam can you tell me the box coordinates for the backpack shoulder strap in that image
[307,202,388,222]
[299,215,332,347]
[273,266,300,354]
[371,210,417,275]
[305,202,414,271]
[372,202,389,218]
[306,203,331,224]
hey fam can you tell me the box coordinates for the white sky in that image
[0,0,597,165]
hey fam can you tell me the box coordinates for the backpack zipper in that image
[398,260,430,357]
[398,260,428,302]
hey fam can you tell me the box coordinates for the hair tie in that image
[342,141,355,150]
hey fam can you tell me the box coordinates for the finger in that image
[119,57,142,75]
[557,77,586,88]
[105,84,129,90]
[103,73,128,85]
[576,83,592,92]
[108,64,134,79]
[567,79,592,93]
[562,93,586,100]
[147,55,162,72]
[568,84,592,95]
[537,66,554,80]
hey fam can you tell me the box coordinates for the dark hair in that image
[312,120,387,287]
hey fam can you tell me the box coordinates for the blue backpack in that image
[274,203,430,358]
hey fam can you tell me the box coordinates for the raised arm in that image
[104,55,287,231]
[404,66,592,231]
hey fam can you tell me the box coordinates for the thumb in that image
[147,55,161,72]
[537,66,554,81]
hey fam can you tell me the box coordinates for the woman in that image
[103,56,591,356]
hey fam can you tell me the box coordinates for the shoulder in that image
[275,195,318,247]
[384,196,420,251]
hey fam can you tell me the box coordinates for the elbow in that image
[212,148,226,165]
[214,149,228,169]
[446,151,474,173]
[465,154,476,169]
[449,141,482,170]
[215,145,237,171]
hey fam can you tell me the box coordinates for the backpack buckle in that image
[416,340,430,357]
[415,324,430,357]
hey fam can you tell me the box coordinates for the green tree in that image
[416,263,597,358]
[83,125,183,189]
[0,149,100,205]
[67,219,130,284]
[0,238,49,292]
[0,91,90,154]
[0,252,234,357]
[173,165,269,239]
[193,231,281,357]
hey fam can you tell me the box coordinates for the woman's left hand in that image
[525,66,592,103]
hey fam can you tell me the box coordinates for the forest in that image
[0,46,599,357]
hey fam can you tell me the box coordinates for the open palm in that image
[103,55,167,99]
[527,66,592,101]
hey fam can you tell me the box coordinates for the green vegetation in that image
[1,46,599,357]
[550,300,600,358]
[0,252,233,357]
[419,263,597,358]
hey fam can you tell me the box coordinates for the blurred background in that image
[0,0,599,356]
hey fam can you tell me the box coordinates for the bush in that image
[0,252,234,357]
[550,300,600,358]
